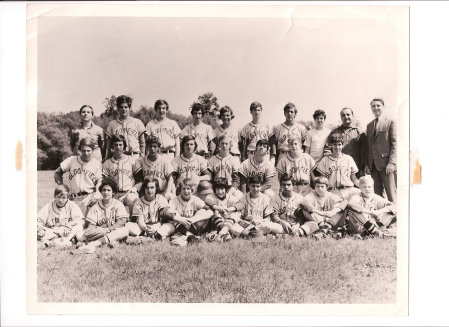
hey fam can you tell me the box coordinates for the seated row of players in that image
[54,129,359,221]
[72,95,339,167]
[38,174,396,252]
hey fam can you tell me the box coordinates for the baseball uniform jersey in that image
[71,121,104,157]
[204,193,240,209]
[208,153,240,187]
[172,154,208,184]
[169,195,206,218]
[239,156,276,181]
[132,194,169,225]
[214,124,241,155]
[315,154,358,189]
[239,121,274,152]
[106,117,146,154]
[85,198,128,228]
[59,156,102,194]
[304,191,346,212]
[146,118,181,150]
[239,193,273,223]
[180,122,214,153]
[276,153,315,184]
[37,200,84,229]
[349,193,396,217]
[134,156,174,192]
[102,155,139,192]
[271,192,305,224]
[273,122,307,151]
[304,128,331,162]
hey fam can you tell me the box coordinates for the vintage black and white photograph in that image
[27,3,409,314]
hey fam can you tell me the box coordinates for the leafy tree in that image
[197,92,219,116]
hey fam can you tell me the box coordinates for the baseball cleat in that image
[205,231,218,242]
[187,235,201,245]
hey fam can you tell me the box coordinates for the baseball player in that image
[316,176,395,239]
[180,102,215,158]
[270,174,319,237]
[37,184,85,249]
[276,136,315,196]
[54,137,102,215]
[229,175,277,238]
[314,133,360,200]
[102,134,140,214]
[125,178,176,242]
[301,176,347,240]
[134,135,176,200]
[212,106,241,159]
[239,139,276,198]
[77,178,130,253]
[172,135,211,194]
[146,99,181,158]
[208,134,243,200]
[203,177,243,242]
[239,101,274,161]
[105,95,146,160]
[304,109,331,162]
[166,178,214,245]
[70,105,104,162]
[272,102,307,165]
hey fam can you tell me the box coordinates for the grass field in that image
[36,171,396,303]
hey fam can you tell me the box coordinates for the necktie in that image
[373,118,378,137]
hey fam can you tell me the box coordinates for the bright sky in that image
[37,5,408,130]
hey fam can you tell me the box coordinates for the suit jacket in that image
[365,115,397,171]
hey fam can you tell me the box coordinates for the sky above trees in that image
[36,5,407,130]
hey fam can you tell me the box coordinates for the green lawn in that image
[36,171,396,303]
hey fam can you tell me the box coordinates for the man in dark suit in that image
[364,98,397,202]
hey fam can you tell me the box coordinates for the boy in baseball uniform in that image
[276,136,315,196]
[314,133,360,200]
[299,176,347,240]
[77,179,130,253]
[134,135,176,200]
[54,137,102,215]
[315,176,395,238]
[166,178,214,245]
[102,134,140,214]
[37,184,85,249]
[105,95,146,160]
[70,105,104,162]
[272,102,307,165]
[239,139,276,198]
[125,178,176,242]
[146,99,181,158]
[208,134,243,200]
[212,106,241,159]
[180,102,215,159]
[239,101,274,161]
[203,177,243,242]
[270,174,319,237]
[229,175,277,238]
[172,135,211,195]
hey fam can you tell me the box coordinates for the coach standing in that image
[364,98,397,202]
[324,107,366,176]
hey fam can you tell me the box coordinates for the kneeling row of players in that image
[37,173,396,252]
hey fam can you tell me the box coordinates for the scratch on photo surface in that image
[16,140,23,171]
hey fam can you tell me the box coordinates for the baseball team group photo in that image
[31,5,407,306]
